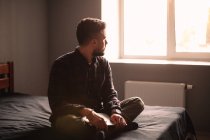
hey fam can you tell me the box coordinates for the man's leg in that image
[105,97,144,139]
[120,96,144,123]
[53,114,95,140]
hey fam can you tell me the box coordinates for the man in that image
[48,17,144,140]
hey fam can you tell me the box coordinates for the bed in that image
[0,62,196,140]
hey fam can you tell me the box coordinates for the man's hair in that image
[76,17,106,45]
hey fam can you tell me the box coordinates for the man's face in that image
[93,30,108,56]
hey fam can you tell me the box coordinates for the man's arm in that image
[101,60,121,114]
[80,108,108,131]
[48,60,85,120]
[101,60,127,127]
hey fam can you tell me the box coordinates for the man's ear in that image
[92,39,98,46]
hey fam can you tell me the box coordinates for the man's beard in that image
[93,50,105,56]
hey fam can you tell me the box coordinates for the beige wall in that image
[0,0,48,95]
[0,0,100,95]
[48,0,101,65]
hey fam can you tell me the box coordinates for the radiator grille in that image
[125,81,186,107]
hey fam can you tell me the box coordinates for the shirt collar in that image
[75,48,97,65]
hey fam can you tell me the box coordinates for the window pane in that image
[124,0,167,56]
[175,0,210,52]
[101,0,119,60]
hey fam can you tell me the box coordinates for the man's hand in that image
[81,108,108,131]
[110,114,127,128]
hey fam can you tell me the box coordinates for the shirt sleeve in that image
[48,59,85,122]
[101,60,121,115]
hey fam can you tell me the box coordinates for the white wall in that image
[0,0,48,95]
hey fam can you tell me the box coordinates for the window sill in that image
[109,59,210,66]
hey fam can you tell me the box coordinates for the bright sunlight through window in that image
[102,0,210,61]
[175,0,210,53]
[124,0,167,56]
[101,0,119,60]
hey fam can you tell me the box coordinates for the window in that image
[175,0,210,53]
[102,0,210,61]
[124,0,167,57]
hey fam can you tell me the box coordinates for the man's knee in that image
[132,97,145,114]
[121,96,145,123]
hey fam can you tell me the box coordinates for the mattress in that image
[0,94,196,140]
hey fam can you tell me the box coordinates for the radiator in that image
[125,81,187,107]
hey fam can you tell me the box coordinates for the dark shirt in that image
[48,49,121,123]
